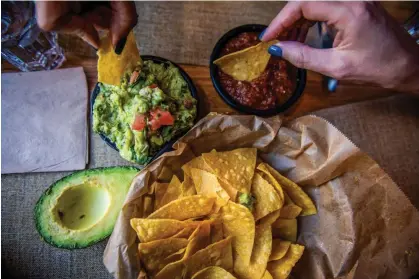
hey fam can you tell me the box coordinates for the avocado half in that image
[35,166,138,249]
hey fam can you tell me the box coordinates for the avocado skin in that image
[34,166,139,250]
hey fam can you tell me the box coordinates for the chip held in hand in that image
[213,40,278,81]
[97,31,141,85]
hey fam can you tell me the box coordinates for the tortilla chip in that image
[138,238,188,273]
[155,237,233,279]
[183,221,212,258]
[182,175,197,196]
[190,168,230,211]
[143,195,154,217]
[156,248,186,273]
[147,195,216,220]
[182,156,212,178]
[153,182,169,210]
[251,173,282,221]
[130,218,200,242]
[245,224,272,279]
[258,210,281,228]
[267,244,305,279]
[159,175,182,208]
[272,218,297,242]
[269,239,291,261]
[191,266,236,279]
[158,166,173,182]
[214,40,278,81]
[97,31,141,85]
[261,270,273,279]
[219,201,255,276]
[257,163,317,216]
[279,204,302,219]
[256,167,284,203]
[202,148,257,193]
[210,222,224,244]
[171,226,197,239]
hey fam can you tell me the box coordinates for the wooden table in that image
[3,1,416,119]
[2,54,398,120]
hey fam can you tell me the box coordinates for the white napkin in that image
[1,67,88,174]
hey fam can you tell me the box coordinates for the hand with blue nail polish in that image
[261,2,419,93]
[36,1,138,53]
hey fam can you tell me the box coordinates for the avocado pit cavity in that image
[53,184,111,230]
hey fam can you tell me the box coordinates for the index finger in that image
[261,1,345,41]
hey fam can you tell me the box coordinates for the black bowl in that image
[91,55,199,164]
[210,24,306,117]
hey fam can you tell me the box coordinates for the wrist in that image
[389,49,419,94]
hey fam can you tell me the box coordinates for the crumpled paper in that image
[104,113,419,279]
[1,67,88,174]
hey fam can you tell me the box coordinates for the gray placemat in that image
[3,94,419,279]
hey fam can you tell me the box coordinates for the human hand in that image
[36,1,137,54]
[261,2,419,92]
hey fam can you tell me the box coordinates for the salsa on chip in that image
[130,148,317,278]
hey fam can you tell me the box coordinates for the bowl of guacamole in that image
[92,55,198,164]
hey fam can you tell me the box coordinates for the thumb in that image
[268,41,338,77]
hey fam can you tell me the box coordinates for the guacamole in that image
[93,60,197,164]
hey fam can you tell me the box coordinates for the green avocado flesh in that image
[35,167,138,249]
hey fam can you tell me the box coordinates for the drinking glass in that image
[1,1,65,71]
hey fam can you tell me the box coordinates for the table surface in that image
[2,2,417,119]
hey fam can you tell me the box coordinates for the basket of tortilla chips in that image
[104,114,419,279]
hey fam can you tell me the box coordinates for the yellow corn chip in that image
[245,224,272,279]
[191,266,237,279]
[159,175,182,208]
[147,195,216,220]
[182,156,213,178]
[257,163,317,216]
[210,222,224,244]
[267,244,305,279]
[219,201,255,276]
[97,31,141,85]
[182,175,197,197]
[153,182,169,211]
[130,218,200,242]
[213,40,278,81]
[138,238,188,273]
[156,248,186,274]
[202,148,257,193]
[258,210,281,228]
[280,204,302,219]
[183,221,212,258]
[143,195,154,217]
[261,270,273,279]
[190,168,230,211]
[272,218,297,242]
[171,226,197,239]
[269,239,291,261]
[155,237,233,279]
[251,173,282,221]
[256,167,284,203]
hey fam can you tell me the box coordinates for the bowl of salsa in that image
[210,24,306,116]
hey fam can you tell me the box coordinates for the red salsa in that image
[218,32,294,110]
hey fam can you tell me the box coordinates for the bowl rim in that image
[209,24,307,117]
[90,55,199,164]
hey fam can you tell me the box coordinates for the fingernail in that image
[259,29,266,40]
[114,37,127,55]
[268,45,282,57]
[328,78,338,92]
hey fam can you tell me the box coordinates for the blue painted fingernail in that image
[259,29,266,40]
[268,45,282,57]
[328,78,338,92]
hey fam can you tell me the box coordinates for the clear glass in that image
[404,10,419,44]
[1,1,65,71]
